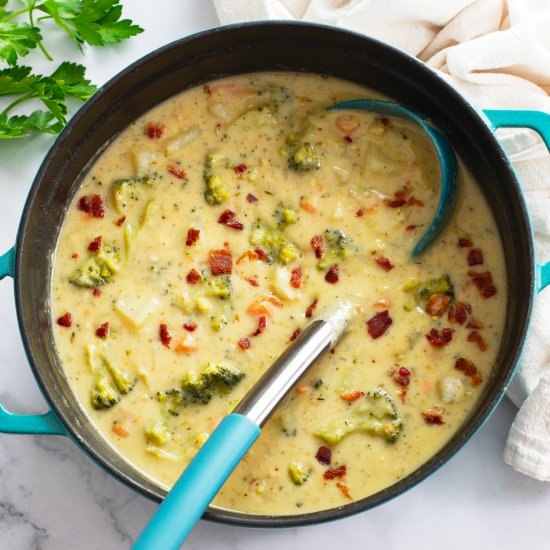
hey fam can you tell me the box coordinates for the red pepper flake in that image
[367,310,392,339]
[374,255,393,272]
[238,337,251,350]
[468,271,497,298]
[115,215,126,226]
[244,276,259,287]
[251,315,267,337]
[405,224,417,232]
[356,208,365,217]
[422,409,445,425]
[57,312,72,327]
[467,248,484,266]
[336,481,353,500]
[289,327,301,342]
[448,301,471,324]
[325,264,340,284]
[344,135,353,144]
[95,322,109,339]
[209,249,233,275]
[408,196,424,206]
[466,316,483,329]
[92,287,102,297]
[186,228,200,246]
[426,327,454,347]
[323,464,347,480]
[144,122,165,139]
[425,293,451,317]
[315,446,332,465]
[186,268,202,284]
[455,357,483,386]
[458,238,473,248]
[311,234,325,259]
[254,247,271,262]
[246,193,258,203]
[340,390,364,402]
[168,164,187,180]
[233,163,247,174]
[159,323,172,347]
[87,236,102,252]
[290,266,303,288]
[467,330,488,351]
[305,299,318,318]
[391,366,411,387]
[183,322,197,332]
[78,194,105,218]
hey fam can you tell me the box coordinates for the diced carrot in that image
[336,480,353,500]
[175,332,198,353]
[373,298,391,309]
[315,180,325,193]
[335,115,360,135]
[299,197,318,213]
[237,249,260,264]
[340,390,364,402]
[112,420,130,437]
[296,385,311,394]
[422,379,433,395]
[247,295,284,317]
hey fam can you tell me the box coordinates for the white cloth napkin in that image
[214,0,550,481]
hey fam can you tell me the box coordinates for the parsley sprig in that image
[0,1,143,139]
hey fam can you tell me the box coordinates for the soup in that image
[51,72,505,515]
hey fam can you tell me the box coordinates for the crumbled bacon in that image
[367,310,392,339]
[183,322,197,332]
[88,236,102,253]
[209,249,233,275]
[391,366,411,387]
[218,210,244,230]
[186,228,200,246]
[408,196,424,206]
[467,330,488,351]
[57,312,72,327]
[356,208,365,217]
[325,264,340,284]
[324,464,347,480]
[92,287,102,297]
[78,194,104,218]
[455,357,483,386]
[425,293,451,317]
[466,316,483,329]
[380,116,390,126]
[246,193,258,203]
[315,446,332,465]
[384,197,407,208]
[290,267,303,288]
[405,224,417,232]
[238,337,251,350]
[374,256,393,272]
[468,271,497,298]
[159,323,172,347]
[422,409,445,425]
[251,315,267,337]
[186,268,202,284]
[340,390,364,402]
[344,135,353,144]
[244,276,259,287]
[426,327,454,347]
[467,248,484,266]
[305,299,318,318]
[448,301,471,324]
[311,234,325,259]
[289,328,301,342]
[95,322,109,339]
[168,164,187,179]
[115,215,126,226]
[233,163,247,174]
[71,252,79,259]
[145,122,165,139]
[458,238,473,248]
[254,247,271,262]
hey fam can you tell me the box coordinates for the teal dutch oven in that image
[1,22,550,528]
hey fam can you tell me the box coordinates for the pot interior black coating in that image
[15,22,534,527]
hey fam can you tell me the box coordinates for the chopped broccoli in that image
[288,461,310,485]
[209,312,228,331]
[249,219,300,265]
[317,228,355,270]
[207,276,232,299]
[288,142,320,171]
[145,420,171,446]
[112,175,157,214]
[314,388,402,445]
[203,152,230,205]
[278,243,300,264]
[103,357,136,395]
[413,275,455,307]
[157,389,185,416]
[90,374,120,410]
[69,244,121,288]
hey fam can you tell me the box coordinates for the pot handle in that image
[0,247,66,435]
[483,110,550,293]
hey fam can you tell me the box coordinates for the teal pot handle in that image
[0,247,66,435]
[483,110,550,293]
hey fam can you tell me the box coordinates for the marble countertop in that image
[1,2,549,549]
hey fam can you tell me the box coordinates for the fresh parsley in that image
[0,1,143,139]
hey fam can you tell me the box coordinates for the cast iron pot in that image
[1,22,549,528]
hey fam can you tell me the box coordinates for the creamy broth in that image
[51,73,506,515]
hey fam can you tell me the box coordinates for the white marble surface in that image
[1,2,549,549]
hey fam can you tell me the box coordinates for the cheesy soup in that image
[51,73,505,515]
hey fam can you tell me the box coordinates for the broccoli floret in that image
[207,276,232,299]
[157,389,185,416]
[103,357,136,394]
[145,420,171,446]
[90,374,120,410]
[288,461,310,485]
[413,275,455,307]
[288,142,320,171]
[314,388,402,445]
[69,244,121,288]
[112,175,158,214]
[317,228,355,270]
[181,370,213,404]
[278,243,300,265]
[249,219,300,265]
[209,313,228,331]
[202,362,245,390]
[203,152,230,205]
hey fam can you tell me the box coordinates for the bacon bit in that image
[299,197,317,213]
[466,316,483,329]
[251,315,267,337]
[448,301,471,324]
[254,247,271,262]
[405,224,417,232]
[57,312,72,327]
[324,464,347,480]
[290,266,303,288]
[467,248,484,266]
[356,208,365,217]
[175,332,198,353]
[311,234,325,259]
[391,366,411,387]
[380,116,390,126]
[186,268,202,284]
[159,324,172,348]
[88,236,102,252]
[458,238,473,248]
[244,276,259,287]
[144,122,165,139]
[336,481,353,500]
[217,210,244,230]
[71,251,79,259]
[115,215,126,226]
[168,164,187,179]
[95,322,109,339]
[315,446,332,465]
[422,409,445,425]
[238,337,251,350]
[325,264,340,284]
[112,420,130,438]
[92,287,102,297]
[183,322,197,332]
[305,299,318,318]
[78,194,104,218]
[425,293,451,317]
[246,193,258,203]
[335,115,360,135]
[186,228,200,246]
[408,196,424,206]
[340,390,364,402]
[455,357,483,386]
[468,271,497,298]
[233,163,247,174]
[344,135,353,144]
[226,220,244,230]
[426,328,454,347]
[367,310,392,339]
[467,330,488,351]
[374,255,393,272]
[203,84,212,95]
[289,328,301,342]
[384,197,407,208]
[209,249,233,275]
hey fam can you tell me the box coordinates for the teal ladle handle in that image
[132,413,260,550]
[0,246,66,435]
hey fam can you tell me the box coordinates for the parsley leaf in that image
[0,13,42,65]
